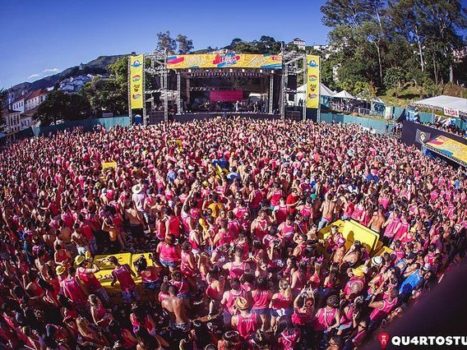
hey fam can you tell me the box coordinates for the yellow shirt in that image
[208,202,224,218]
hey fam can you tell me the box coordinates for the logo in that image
[308,74,318,81]
[308,59,318,67]
[213,52,240,67]
[131,60,142,68]
[132,75,141,82]
[133,84,141,92]
[309,84,317,91]
[377,332,390,350]
[308,93,318,99]
[132,93,141,100]
[419,132,427,143]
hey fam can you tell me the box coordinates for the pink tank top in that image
[113,265,135,290]
[181,252,196,277]
[229,262,247,279]
[236,313,258,339]
[271,293,292,310]
[159,243,180,263]
[61,277,87,304]
[313,307,337,331]
[369,297,397,321]
[252,290,271,309]
[77,267,101,291]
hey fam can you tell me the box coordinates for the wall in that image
[31,116,131,137]
[319,112,393,134]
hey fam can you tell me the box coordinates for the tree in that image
[36,91,91,125]
[176,34,194,54]
[156,31,177,54]
[321,0,466,94]
[83,57,129,116]
[384,67,405,96]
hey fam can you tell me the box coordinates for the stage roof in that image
[167,53,282,70]
[425,135,467,167]
[412,95,467,115]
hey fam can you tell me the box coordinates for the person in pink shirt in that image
[109,256,138,304]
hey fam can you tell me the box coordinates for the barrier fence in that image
[8,112,396,142]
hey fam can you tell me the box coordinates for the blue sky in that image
[0,0,329,88]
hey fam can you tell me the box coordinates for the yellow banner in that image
[129,55,144,109]
[306,55,320,109]
[426,136,467,165]
[167,53,282,70]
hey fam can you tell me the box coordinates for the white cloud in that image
[43,68,60,73]
[28,73,41,79]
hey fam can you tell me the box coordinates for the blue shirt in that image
[399,270,423,295]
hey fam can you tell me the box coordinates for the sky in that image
[0,0,329,89]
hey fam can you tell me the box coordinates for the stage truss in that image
[129,50,309,125]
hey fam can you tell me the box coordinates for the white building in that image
[59,74,93,93]
[292,38,306,50]
[5,109,21,133]
[25,89,48,111]
[11,97,25,113]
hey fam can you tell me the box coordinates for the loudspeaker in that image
[287,75,297,90]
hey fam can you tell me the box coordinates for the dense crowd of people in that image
[0,118,465,350]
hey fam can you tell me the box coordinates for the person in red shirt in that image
[286,188,300,215]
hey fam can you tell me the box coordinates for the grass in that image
[377,84,467,108]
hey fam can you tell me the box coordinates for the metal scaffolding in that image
[135,49,310,123]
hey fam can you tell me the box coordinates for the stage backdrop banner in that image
[167,53,282,70]
[306,55,320,109]
[129,55,144,109]
[209,90,243,102]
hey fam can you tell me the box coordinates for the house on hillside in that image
[11,96,25,113]
[59,74,94,93]
[4,109,21,133]
[25,89,48,111]
[292,38,306,50]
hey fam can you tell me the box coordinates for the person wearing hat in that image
[75,255,109,304]
[231,297,258,340]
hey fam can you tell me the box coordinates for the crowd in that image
[0,118,465,350]
[423,121,466,138]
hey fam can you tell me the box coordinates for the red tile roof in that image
[25,89,48,101]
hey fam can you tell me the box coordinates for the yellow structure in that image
[90,252,157,293]
[319,219,392,256]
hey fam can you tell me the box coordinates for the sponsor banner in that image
[443,107,459,118]
[129,55,144,109]
[167,53,282,69]
[306,55,320,109]
[426,135,467,165]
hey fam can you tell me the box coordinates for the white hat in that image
[132,184,144,194]
[371,256,383,266]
